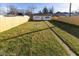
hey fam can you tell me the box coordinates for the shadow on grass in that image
[1,26,53,42]
[49,20,79,39]
[29,20,49,22]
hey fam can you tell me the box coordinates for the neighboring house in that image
[72,13,79,16]
[32,14,52,20]
[54,12,69,16]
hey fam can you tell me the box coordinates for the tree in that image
[42,7,49,14]
[27,5,36,14]
[17,9,24,16]
[39,11,42,14]
[8,5,18,15]
[25,9,32,15]
[0,7,8,15]
[49,6,54,14]
[49,9,53,14]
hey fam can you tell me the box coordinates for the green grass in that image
[0,21,69,56]
[49,20,79,55]
[0,21,52,40]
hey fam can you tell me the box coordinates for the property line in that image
[44,21,76,56]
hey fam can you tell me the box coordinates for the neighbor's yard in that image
[49,20,79,55]
[53,16,79,26]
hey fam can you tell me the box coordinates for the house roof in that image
[33,13,52,16]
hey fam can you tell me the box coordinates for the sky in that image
[0,0,78,3]
[0,3,79,14]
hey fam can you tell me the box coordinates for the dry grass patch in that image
[52,16,79,26]
[0,16,30,32]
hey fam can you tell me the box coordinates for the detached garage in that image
[32,14,52,20]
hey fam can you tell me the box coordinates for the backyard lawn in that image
[0,21,70,56]
[0,18,79,56]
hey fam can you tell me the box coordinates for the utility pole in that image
[69,3,72,17]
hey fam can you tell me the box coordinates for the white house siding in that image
[33,15,52,20]
[43,16,52,20]
[33,16,42,20]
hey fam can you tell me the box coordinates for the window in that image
[45,16,50,18]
